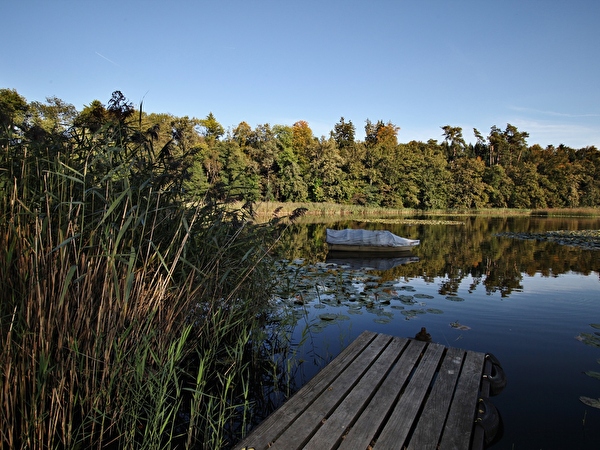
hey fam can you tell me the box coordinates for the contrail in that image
[95,51,120,67]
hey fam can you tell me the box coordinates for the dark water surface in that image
[271,215,600,450]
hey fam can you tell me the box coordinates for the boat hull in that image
[327,244,417,253]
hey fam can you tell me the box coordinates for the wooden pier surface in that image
[234,330,501,450]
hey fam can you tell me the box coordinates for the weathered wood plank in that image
[303,336,410,450]
[336,338,427,450]
[439,350,486,449]
[236,333,495,450]
[233,330,378,450]
[374,342,446,449]
[406,346,466,450]
[267,333,394,450]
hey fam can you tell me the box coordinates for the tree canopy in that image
[2,88,599,210]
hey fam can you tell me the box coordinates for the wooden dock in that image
[234,330,502,450]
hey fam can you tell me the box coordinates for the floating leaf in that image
[590,323,600,330]
[398,295,415,305]
[584,371,600,381]
[576,333,600,348]
[414,294,434,299]
[398,285,416,291]
[446,296,465,302]
[426,308,444,314]
[310,322,328,333]
[374,317,391,324]
[319,313,337,321]
[579,396,600,409]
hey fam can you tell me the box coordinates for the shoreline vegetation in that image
[251,201,600,220]
[1,89,599,449]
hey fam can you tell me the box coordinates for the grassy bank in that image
[250,202,600,222]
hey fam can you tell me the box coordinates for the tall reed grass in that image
[0,112,292,448]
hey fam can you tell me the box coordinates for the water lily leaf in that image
[580,396,600,409]
[398,295,415,305]
[414,294,434,299]
[319,313,338,321]
[576,333,600,348]
[374,317,391,324]
[590,323,600,330]
[426,308,444,314]
[398,285,416,291]
[584,371,600,381]
[310,322,328,333]
[446,296,465,302]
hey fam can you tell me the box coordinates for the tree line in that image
[2,88,600,210]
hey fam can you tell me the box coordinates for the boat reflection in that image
[325,250,419,271]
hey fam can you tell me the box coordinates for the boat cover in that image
[326,228,420,248]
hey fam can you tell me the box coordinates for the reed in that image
[0,116,287,448]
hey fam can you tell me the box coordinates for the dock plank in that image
[439,350,486,449]
[407,346,466,450]
[374,342,446,448]
[268,333,393,450]
[336,338,427,450]
[302,336,409,450]
[234,330,378,450]
[235,332,500,450]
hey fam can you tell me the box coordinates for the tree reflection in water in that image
[274,215,600,298]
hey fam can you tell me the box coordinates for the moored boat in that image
[326,228,420,253]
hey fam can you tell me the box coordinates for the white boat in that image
[326,228,420,253]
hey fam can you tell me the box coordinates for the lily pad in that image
[579,396,600,409]
[576,333,600,348]
[398,285,416,291]
[398,295,416,305]
[446,296,465,302]
[426,308,444,314]
[319,313,338,321]
[374,317,392,324]
[584,371,600,381]
[590,323,600,330]
[414,294,434,299]
[450,321,471,330]
[401,309,426,319]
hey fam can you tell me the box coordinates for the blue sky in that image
[2,0,599,148]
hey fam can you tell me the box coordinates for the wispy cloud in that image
[95,51,120,67]
[509,105,600,118]
[508,118,600,148]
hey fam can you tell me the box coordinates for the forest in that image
[2,88,600,210]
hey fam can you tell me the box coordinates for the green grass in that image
[248,201,600,222]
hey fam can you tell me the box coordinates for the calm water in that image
[270,215,600,450]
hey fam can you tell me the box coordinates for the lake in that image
[265,215,600,449]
